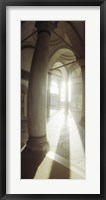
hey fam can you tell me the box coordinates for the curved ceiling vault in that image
[21,21,85,73]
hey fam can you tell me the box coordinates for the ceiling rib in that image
[53,30,80,58]
[50,59,81,71]
[21,30,37,43]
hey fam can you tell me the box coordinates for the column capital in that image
[35,21,57,35]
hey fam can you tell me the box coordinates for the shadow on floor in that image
[21,147,46,179]
[49,161,70,179]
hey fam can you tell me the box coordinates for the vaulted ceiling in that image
[21,21,85,79]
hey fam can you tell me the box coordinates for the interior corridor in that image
[21,21,85,179]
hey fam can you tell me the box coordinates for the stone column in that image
[80,65,85,126]
[21,22,56,179]
[57,79,61,110]
[27,22,53,152]
[65,73,69,113]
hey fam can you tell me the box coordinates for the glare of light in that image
[60,80,72,102]
[60,81,65,101]
[34,155,54,179]
[68,80,71,102]
[50,81,59,94]
[35,78,85,179]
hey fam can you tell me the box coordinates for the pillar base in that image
[79,116,85,127]
[21,135,49,179]
[27,135,50,153]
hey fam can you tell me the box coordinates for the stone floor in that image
[21,109,85,179]
[35,109,85,179]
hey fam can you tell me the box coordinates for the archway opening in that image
[42,56,85,179]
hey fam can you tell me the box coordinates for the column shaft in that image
[65,74,69,112]
[26,32,51,152]
[27,32,50,138]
